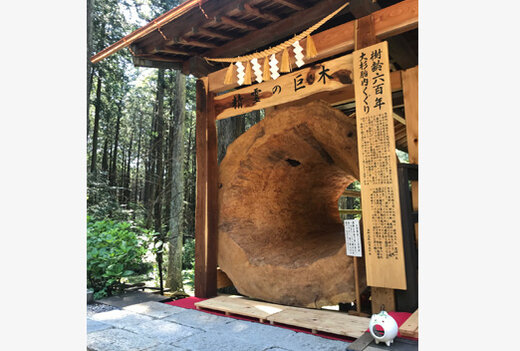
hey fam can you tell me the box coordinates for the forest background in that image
[86,0,269,299]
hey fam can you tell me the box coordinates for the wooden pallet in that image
[399,309,418,338]
[195,295,370,338]
[195,295,288,323]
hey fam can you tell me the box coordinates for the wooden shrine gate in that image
[194,0,418,312]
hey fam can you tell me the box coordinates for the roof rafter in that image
[205,0,349,59]
[271,0,307,11]
[216,15,259,31]
[240,3,280,22]
[188,27,237,41]
[167,37,219,49]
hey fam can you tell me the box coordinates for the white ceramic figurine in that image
[369,310,399,346]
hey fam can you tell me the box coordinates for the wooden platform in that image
[194,295,287,322]
[399,309,418,338]
[195,295,370,339]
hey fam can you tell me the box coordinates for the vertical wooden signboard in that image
[353,41,407,290]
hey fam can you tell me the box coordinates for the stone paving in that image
[87,301,351,351]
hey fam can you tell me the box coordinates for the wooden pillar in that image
[354,13,397,313]
[402,66,419,243]
[194,77,218,298]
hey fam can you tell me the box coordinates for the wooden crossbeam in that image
[393,112,406,125]
[342,189,361,198]
[153,47,197,56]
[133,56,183,70]
[133,53,184,62]
[191,27,236,41]
[217,15,258,31]
[168,37,218,49]
[213,53,355,120]
[208,0,418,93]
[271,0,306,11]
[241,3,280,22]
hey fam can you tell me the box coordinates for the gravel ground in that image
[87,302,120,318]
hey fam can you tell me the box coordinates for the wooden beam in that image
[132,56,183,70]
[184,56,224,78]
[399,309,419,338]
[153,47,197,56]
[208,0,418,93]
[354,16,377,50]
[342,189,361,198]
[393,111,406,125]
[371,287,396,312]
[169,37,218,49]
[207,0,349,62]
[271,0,306,11]
[213,53,354,120]
[217,15,258,31]
[206,84,218,298]
[180,38,219,49]
[192,27,236,41]
[402,67,418,164]
[349,0,380,18]
[241,3,280,22]
[194,77,209,298]
[133,54,184,63]
[402,66,418,243]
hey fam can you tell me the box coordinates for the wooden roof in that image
[91,0,417,151]
[92,0,417,78]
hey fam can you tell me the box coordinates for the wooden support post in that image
[395,164,418,312]
[353,257,361,313]
[402,66,419,243]
[194,77,218,298]
[206,86,218,297]
[194,78,208,298]
[371,286,396,313]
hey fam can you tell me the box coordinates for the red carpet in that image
[165,297,417,342]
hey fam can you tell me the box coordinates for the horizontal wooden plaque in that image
[214,53,354,120]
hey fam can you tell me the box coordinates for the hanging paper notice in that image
[344,219,362,257]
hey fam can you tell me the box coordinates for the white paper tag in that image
[344,219,362,257]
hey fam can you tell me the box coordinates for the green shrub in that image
[87,216,153,299]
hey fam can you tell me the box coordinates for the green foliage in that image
[182,238,195,270]
[88,173,125,221]
[87,0,200,298]
[87,216,153,299]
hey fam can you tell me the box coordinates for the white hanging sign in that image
[344,219,362,257]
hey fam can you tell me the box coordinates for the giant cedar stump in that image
[218,100,365,308]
